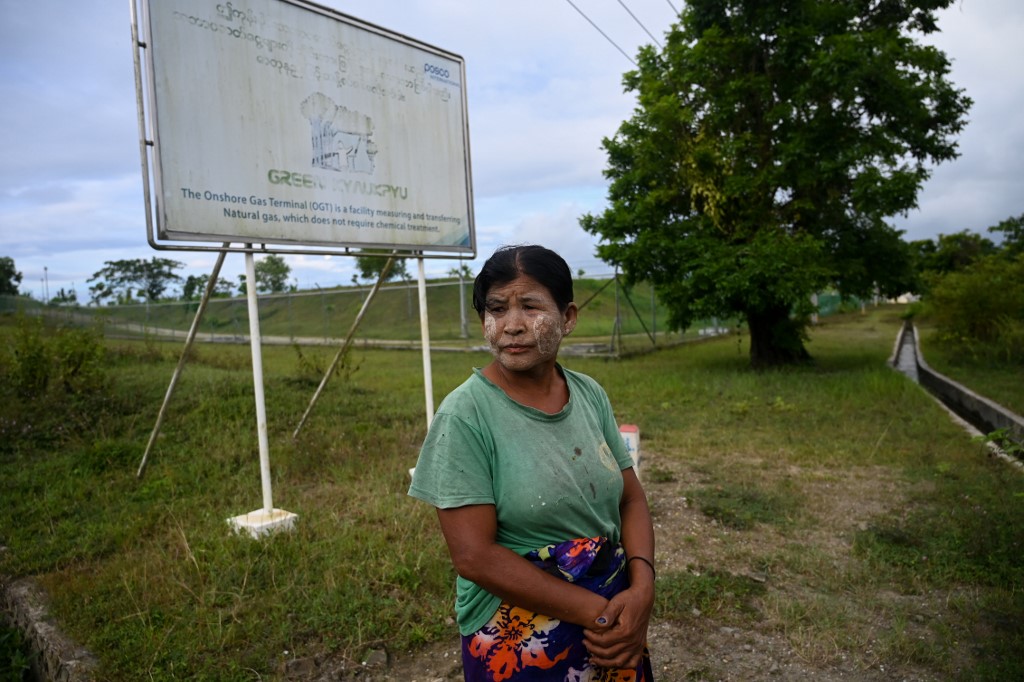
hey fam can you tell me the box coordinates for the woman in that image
[409,245,655,681]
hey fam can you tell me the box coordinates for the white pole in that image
[245,250,273,512]
[417,257,435,426]
[458,264,468,339]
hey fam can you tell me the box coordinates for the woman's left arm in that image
[582,467,655,668]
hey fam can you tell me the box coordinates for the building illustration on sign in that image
[300,92,377,174]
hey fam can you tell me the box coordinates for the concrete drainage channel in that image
[890,321,1024,466]
[4,322,1021,682]
[1,571,97,681]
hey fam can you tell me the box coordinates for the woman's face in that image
[481,274,577,375]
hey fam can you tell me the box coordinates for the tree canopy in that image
[0,256,22,296]
[989,212,1024,256]
[182,274,235,301]
[238,254,292,295]
[355,251,408,283]
[910,230,998,285]
[255,254,292,293]
[581,0,971,367]
[87,257,184,305]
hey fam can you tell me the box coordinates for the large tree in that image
[581,0,971,367]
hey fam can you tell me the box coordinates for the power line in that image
[616,0,663,48]
[665,0,680,16]
[563,0,637,66]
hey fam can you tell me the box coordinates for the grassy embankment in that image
[1,304,1022,680]
[80,278,696,353]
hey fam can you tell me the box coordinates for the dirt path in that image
[302,447,959,682]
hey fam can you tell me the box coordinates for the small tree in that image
[989,213,1024,257]
[255,254,291,293]
[49,288,78,306]
[0,256,23,295]
[87,257,184,304]
[182,274,234,300]
[355,251,407,283]
[237,255,291,295]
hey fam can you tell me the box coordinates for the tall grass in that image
[1,306,1022,680]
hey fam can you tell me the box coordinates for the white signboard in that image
[142,0,474,254]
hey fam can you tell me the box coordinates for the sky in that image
[1,0,1022,302]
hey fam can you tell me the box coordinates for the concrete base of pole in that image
[227,508,298,539]
[620,424,642,471]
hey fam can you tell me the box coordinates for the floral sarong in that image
[461,536,654,681]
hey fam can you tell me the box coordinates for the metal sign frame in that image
[131,0,476,260]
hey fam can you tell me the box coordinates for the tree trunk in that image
[745,305,811,368]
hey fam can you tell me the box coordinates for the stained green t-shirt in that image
[408,366,633,635]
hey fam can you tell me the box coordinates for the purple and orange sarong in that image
[460,536,654,681]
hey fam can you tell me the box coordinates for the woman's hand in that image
[583,466,657,669]
[581,581,654,668]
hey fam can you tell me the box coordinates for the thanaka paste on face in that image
[482,277,571,369]
[483,312,499,357]
[483,308,565,365]
[533,312,564,356]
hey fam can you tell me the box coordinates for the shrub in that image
[924,254,1024,363]
[2,315,106,399]
[0,315,109,454]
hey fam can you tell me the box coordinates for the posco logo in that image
[424,63,450,79]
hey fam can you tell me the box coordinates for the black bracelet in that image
[627,555,656,578]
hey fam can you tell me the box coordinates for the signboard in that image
[141,0,474,254]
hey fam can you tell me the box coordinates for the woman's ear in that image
[563,303,578,335]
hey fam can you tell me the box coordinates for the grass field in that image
[1,305,1022,680]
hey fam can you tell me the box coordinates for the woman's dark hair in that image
[472,245,574,319]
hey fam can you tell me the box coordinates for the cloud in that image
[893,0,1024,239]
[2,0,1022,297]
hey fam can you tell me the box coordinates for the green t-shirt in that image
[408,366,633,635]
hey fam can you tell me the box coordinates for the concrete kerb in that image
[1,566,97,682]
[890,321,1024,470]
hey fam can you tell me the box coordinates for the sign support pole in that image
[292,255,395,439]
[417,256,435,427]
[228,247,297,538]
[137,244,230,479]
